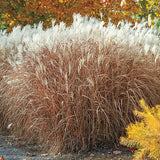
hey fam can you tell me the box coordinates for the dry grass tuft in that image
[0,14,160,154]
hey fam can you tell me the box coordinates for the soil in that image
[0,131,136,160]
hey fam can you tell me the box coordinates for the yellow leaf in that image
[59,0,64,3]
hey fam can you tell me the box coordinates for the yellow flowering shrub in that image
[120,99,160,160]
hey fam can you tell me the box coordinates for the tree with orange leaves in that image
[0,0,140,32]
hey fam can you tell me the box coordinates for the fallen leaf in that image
[41,153,49,157]
[89,153,95,160]
[18,144,23,147]
[26,152,34,157]
[0,156,4,160]
[130,148,137,152]
[90,153,94,157]
[14,137,25,141]
[113,151,122,155]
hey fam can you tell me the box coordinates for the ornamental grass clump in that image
[120,99,160,160]
[0,14,160,154]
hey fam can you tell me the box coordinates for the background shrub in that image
[0,0,140,32]
[0,14,160,154]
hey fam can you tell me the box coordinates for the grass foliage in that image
[0,14,160,154]
[120,99,160,160]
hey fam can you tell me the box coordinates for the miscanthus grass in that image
[0,14,160,154]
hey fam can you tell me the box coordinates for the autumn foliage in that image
[0,0,140,32]
[137,0,160,21]
[120,99,160,160]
